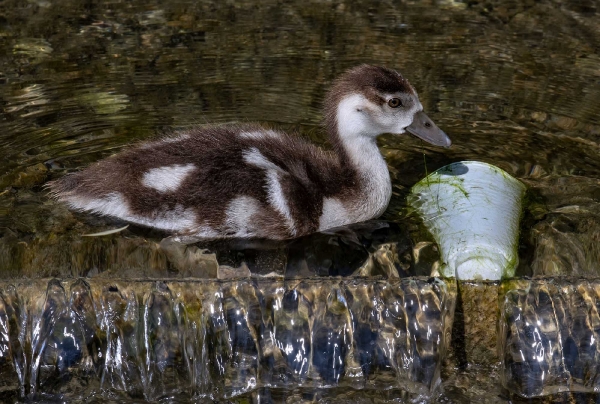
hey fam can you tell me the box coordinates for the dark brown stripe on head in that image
[329,65,415,100]
[323,65,415,150]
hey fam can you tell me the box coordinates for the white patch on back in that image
[242,147,280,171]
[264,170,296,236]
[66,192,132,219]
[142,163,196,193]
[318,197,350,231]
[223,195,261,238]
[132,205,198,232]
[65,192,198,233]
[162,133,191,143]
[242,148,296,236]
[239,130,280,140]
[140,133,191,149]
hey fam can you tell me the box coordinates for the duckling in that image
[48,65,451,240]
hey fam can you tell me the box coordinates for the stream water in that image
[1,0,600,402]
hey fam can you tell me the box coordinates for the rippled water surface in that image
[1,0,600,402]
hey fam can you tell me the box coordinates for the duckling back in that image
[48,124,359,239]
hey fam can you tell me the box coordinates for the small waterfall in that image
[0,277,456,401]
[501,278,600,397]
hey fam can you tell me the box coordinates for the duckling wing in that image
[239,133,361,236]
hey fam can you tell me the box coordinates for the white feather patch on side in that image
[239,130,280,140]
[318,197,350,231]
[66,192,132,218]
[223,195,260,238]
[242,148,296,236]
[140,133,191,148]
[66,192,198,232]
[162,133,191,143]
[264,170,296,236]
[132,205,198,232]
[242,147,280,171]
[141,163,196,193]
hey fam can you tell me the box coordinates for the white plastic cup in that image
[408,161,526,280]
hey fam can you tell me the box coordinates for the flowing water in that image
[0,276,456,402]
[1,0,600,402]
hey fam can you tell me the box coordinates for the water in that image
[1,0,600,402]
[501,278,600,398]
[2,0,600,278]
[0,277,456,402]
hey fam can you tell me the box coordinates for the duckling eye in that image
[388,98,402,108]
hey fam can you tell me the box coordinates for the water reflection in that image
[1,0,599,277]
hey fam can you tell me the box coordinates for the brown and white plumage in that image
[48,65,451,240]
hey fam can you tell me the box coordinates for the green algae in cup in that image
[408,161,526,280]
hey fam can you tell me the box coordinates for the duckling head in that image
[325,64,451,148]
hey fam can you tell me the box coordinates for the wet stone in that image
[69,279,104,378]
[217,264,252,279]
[286,221,414,278]
[158,238,219,278]
[203,238,287,278]
[198,221,415,279]
[10,163,48,188]
[448,281,500,367]
[0,220,417,280]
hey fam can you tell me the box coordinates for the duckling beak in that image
[406,111,452,148]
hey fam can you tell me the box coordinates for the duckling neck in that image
[328,98,392,218]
